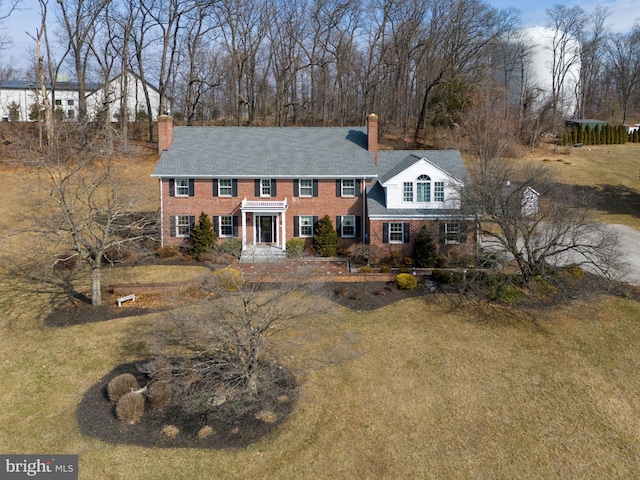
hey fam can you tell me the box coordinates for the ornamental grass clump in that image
[116,391,145,424]
[396,273,418,290]
[107,373,139,405]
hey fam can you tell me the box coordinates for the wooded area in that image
[1,0,640,144]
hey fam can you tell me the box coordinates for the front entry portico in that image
[241,198,288,251]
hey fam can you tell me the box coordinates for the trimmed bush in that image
[565,264,584,280]
[494,284,526,305]
[211,267,242,290]
[380,264,392,273]
[359,265,374,274]
[198,426,214,439]
[217,238,243,259]
[396,273,418,290]
[313,215,339,257]
[107,373,139,405]
[190,212,218,257]
[286,238,306,258]
[116,392,145,424]
[255,410,278,424]
[148,381,172,409]
[161,424,180,438]
[431,269,454,284]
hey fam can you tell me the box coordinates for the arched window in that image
[417,174,431,203]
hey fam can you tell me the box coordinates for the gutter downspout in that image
[362,176,367,244]
[159,177,164,247]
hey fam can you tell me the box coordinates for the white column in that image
[242,211,247,249]
[281,210,287,251]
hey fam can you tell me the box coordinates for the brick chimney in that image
[367,113,378,165]
[157,114,173,153]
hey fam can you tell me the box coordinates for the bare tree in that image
[461,91,622,284]
[605,23,640,124]
[575,6,609,119]
[150,266,328,405]
[56,0,110,123]
[546,4,587,128]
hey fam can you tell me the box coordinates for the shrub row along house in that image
[151,114,476,261]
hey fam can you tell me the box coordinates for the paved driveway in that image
[605,224,640,286]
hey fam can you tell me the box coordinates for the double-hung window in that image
[341,215,356,238]
[389,222,404,243]
[219,215,233,237]
[417,175,430,202]
[176,215,191,237]
[299,179,313,197]
[299,215,313,237]
[341,179,355,197]
[261,179,271,197]
[219,179,233,197]
[434,181,445,202]
[403,182,414,203]
[175,178,190,196]
[444,222,460,244]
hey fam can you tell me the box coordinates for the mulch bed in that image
[45,280,428,327]
[77,361,297,449]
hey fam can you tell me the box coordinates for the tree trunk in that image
[91,264,102,306]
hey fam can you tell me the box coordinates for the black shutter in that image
[459,222,468,243]
[188,179,195,197]
[213,216,219,235]
[169,178,175,196]
[293,216,299,236]
[439,223,446,243]
[313,179,319,197]
[336,216,342,237]
[356,216,362,239]
[336,179,341,197]
[403,223,410,243]
[382,223,389,243]
[189,216,196,235]
[271,179,277,197]
[254,179,260,196]
[232,216,239,236]
[313,216,319,232]
[212,179,218,197]
[355,179,361,196]
[232,179,238,197]
[169,215,176,237]
[293,179,299,197]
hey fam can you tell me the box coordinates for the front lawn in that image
[2,292,640,478]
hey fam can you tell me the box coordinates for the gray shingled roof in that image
[367,150,470,218]
[151,126,379,178]
[367,181,471,218]
[375,150,468,184]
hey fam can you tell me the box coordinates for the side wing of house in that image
[367,154,476,259]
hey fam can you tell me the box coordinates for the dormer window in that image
[417,175,431,202]
[434,181,445,202]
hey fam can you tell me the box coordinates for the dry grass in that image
[518,142,640,230]
[1,297,640,478]
[1,141,640,478]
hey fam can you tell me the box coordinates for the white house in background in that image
[0,79,84,121]
[0,71,162,122]
[624,124,640,135]
[85,71,162,122]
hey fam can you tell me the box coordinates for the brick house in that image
[151,114,476,261]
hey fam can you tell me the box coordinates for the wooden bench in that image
[117,294,136,307]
